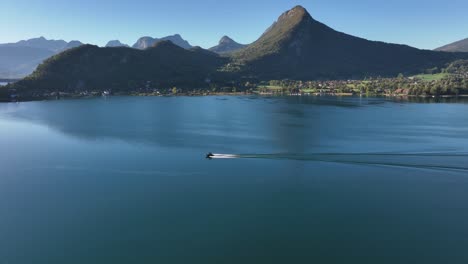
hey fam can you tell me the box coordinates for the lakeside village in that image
[2,60,468,102]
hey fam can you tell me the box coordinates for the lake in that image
[1,96,468,264]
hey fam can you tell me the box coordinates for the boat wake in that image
[210,154,241,159]
[209,152,468,172]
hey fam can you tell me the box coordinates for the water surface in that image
[1,96,468,263]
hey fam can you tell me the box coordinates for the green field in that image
[300,89,317,93]
[412,73,449,82]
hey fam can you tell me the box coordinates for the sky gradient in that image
[0,0,467,50]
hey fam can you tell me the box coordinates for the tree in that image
[430,85,441,96]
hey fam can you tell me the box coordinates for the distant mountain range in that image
[435,38,468,52]
[5,5,468,90]
[0,46,55,79]
[0,37,84,78]
[1,36,68,52]
[0,35,195,78]
[209,36,246,54]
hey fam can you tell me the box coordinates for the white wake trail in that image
[211,154,241,159]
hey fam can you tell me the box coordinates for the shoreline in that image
[3,91,468,103]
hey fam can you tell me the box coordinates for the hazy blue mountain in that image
[63,40,84,50]
[209,36,246,54]
[435,38,468,52]
[132,34,192,49]
[105,40,129,47]
[0,37,84,78]
[132,37,155,49]
[0,46,55,78]
[0,36,67,52]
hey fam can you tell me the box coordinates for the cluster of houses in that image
[257,77,448,97]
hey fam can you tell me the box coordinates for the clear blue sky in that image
[0,0,467,49]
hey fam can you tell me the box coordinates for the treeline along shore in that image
[1,59,468,102]
[258,60,468,98]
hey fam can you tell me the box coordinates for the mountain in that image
[209,36,246,54]
[0,36,68,52]
[6,6,468,88]
[106,40,129,48]
[0,46,55,78]
[232,5,467,79]
[0,37,84,78]
[132,34,192,49]
[132,37,155,49]
[63,40,84,50]
[12,41,226,93]
[435,38,468,52]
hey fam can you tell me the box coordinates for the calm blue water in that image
[1,96,468,264]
